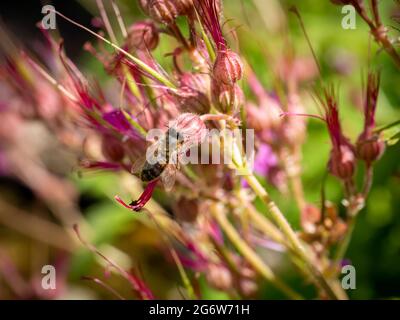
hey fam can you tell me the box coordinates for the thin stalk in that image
[53,10,177,89]
[96,0,118,44]
[111,0,128,38]
[333,219,356,267]
[170,248,196,299]
[211,204,303,300]
[242,173,340,300]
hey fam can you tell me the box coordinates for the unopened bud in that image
[127,20,159,51]
[213,50,243,85]
[328,144,356,180]
[169,113,207,147]
[356,133,385,164]
[211,80,244,114]
[101,135,125,162]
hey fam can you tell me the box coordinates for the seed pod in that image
[328,144,356,180]
[127,20,159,51]
[213,50,243,85]
[211,79,244,114]
[356,133,385,164]
[101,135,125,162]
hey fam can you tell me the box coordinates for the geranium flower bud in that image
[356,133,385,164]
[101,135,125,162]
[211,80,244,114]
[213,50,243,85]
[356,71,384,164]
[320,88,356,181]
[168,113,207,147]
[127,20,159,51]
[328,144,356,180]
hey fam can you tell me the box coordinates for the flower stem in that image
[211,204,303,300]
[242,173,340,300]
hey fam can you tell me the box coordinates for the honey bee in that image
[132,127,187,191]
[132,113,207,191]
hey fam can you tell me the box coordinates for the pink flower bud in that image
[127,20,159,51]
[169,113,207,146]
[213,50,243,85]
[356,133,385,164]
[328,144,356,180]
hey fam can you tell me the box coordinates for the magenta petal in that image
[253,144,278,177]
[102,110,141,140]
[115,179,158,212]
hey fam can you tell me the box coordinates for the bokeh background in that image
[0,0,399,299]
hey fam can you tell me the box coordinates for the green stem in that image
[211,204,303,300]
[241,172,340,299]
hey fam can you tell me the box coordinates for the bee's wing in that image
[131,155,146,174]
[160,164,177,192]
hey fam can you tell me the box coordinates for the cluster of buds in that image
[194,0,244,114]
[300,204,347,255]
